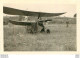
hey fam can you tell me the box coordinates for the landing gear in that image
[46,29,50,33]
[40,27,45,33]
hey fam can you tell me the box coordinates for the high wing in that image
[9,20,36,26]
[3,6,66,17]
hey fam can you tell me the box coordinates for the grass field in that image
[4,24,76,51]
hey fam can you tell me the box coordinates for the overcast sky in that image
[4,3,76,17]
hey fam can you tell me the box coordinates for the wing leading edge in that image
[3,6,66,17]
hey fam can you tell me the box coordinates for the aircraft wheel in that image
[46,29,50,33]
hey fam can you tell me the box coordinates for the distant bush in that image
[48,17,76,24]
[3,17,9,25]
[3,16,76,25]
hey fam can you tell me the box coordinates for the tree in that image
[74,14,77,18]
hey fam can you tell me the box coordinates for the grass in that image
[4,24,76,51]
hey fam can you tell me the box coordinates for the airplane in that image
[3,6,66,33]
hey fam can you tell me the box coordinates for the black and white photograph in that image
[3,3,76,51]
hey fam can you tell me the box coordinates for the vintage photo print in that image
[1,0,78,52]
[3,3,76,51]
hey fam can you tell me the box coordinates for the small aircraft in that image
[3,6,66,33]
